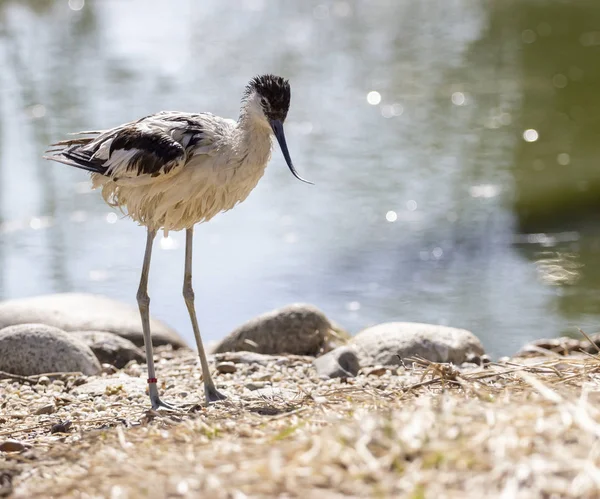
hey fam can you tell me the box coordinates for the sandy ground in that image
[1,346,600,498]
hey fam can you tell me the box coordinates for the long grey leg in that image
[184,227,226,403]
[137,228,175,410]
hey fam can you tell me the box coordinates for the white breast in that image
[92,125,273,234]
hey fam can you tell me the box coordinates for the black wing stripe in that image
[45,112,202,179]
[108,126,185,176]
[61,149,107,174]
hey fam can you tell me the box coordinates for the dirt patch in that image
[1,347,599,498]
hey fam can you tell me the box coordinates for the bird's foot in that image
[148,383,178,411]
[151,395,178,411]
[205,385,228,404]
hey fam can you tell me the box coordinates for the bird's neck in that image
[237,106,270,133]
[235,112,273,160]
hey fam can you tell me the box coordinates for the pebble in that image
[102,364,119,375]
[34,404,56,415]
[125,363,143,377]
[0,440,26,452]
[37,376,51,386]
[216,362,237,374]
[365,367,390,377]
[50,420,73,434]
[313,346,360,379]
[94,401,108,412]
[245,382,269,391]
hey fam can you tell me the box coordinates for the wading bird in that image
[45,74,311,409]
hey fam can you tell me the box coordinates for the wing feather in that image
[45,118,190,182]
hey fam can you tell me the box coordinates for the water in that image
[1,0,600,358]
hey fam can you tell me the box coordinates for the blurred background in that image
[0,0,599,357]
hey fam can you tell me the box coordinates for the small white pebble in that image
[125,364,142,377]
[94,402,107,412]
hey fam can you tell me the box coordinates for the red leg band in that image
[148,378,157,384]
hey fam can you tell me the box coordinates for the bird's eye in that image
[260,97,268,107]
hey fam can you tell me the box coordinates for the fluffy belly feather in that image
[91,160,267,234]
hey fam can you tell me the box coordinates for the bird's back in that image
[46,111,273,233]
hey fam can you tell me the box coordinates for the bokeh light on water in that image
[1,0,600,356]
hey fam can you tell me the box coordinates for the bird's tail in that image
[43,131,104,173]
[44,131,100,154]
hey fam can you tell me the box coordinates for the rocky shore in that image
[0,293,598,498]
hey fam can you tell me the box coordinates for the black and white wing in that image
[44,112,212,184]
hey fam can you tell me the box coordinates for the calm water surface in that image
[1,0,600,357]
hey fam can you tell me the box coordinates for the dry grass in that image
[1,347,600,498]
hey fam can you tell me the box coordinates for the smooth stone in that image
[34,404,56,415]
[350,322,485,367]
[0,293,185,348]
[215,362,237,374]
[0,440,26,452]
[313,346,360,379]
[213,303,337,356]
[50,421,72,434]
[101,364,119,375]
[245,382,269,391]
[72,331,145,368]
[364,366,390,377]
[514,336,591,358]
[0,324,101,376]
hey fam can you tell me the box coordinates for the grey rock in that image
[0,293,185,348]
[350,322,485,367]
[213,303,335,356]
[313,346,360,378]
[0,324,101,376]
[72,330,145,368]
[514,336,589,358]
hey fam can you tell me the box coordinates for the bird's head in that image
[242,74,312,184]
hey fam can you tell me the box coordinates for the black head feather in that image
[244,74,291,122]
